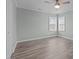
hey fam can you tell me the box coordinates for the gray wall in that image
[6,1,72,59]
[6,0,17,59]
[59,11,73,39]
[16,7,73,41]
[16,8,57,41]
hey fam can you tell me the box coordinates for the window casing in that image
[49,16,65,32]
[49,17,57,31]
[58,16,65,31]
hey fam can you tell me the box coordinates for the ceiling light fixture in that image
[54,2,60,8]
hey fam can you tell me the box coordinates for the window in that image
[58,16,65,31]
[49,17,57,31]
[49,16,65,32]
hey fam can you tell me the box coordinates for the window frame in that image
[58,16,66,32]
[48,16,57,32]
[48,16,66,32]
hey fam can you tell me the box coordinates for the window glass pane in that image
[49,17,57,31]
[58,16,65,31]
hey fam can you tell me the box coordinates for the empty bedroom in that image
[6,0,73,59]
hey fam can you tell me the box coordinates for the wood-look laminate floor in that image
[11,36,73,59]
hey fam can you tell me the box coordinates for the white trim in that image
[58,35,73,40]
[9,41,17,59]
[17,35,57,43]
[7,42,17,59]
[12,41,17,53]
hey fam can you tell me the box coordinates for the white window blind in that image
[49,17,57,31]
[58,16,65,31]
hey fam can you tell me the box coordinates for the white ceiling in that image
[15,0,73,14]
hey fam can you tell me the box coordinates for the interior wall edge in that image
[17,35,57,43]
[58,35,73,40]
[16,7,57,15]
[10,41,17,59]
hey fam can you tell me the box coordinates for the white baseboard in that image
[12,41,17,53]
[58,35,73,40]
[17,34,73,43]
[17,35,57,43]
[10,41,17,59]
[7,41,17,59]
